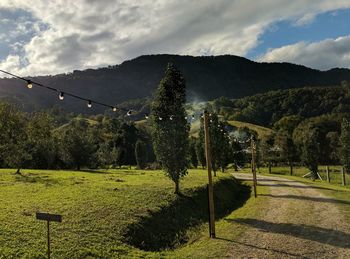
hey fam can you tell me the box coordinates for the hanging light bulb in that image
[159,116,163,121]
[184,116,188,120]
[145,113,149,119]
[127,110,132,116]
[87,100,92,108]
[59,92,64,100]
[170,115,174,120]
[27,80,33,89]
[112,107,117,112]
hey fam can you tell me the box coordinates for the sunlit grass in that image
[0,168,266,258]
[257,165,350,187]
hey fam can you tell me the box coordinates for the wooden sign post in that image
[251,137,258,198]
[326,166,330,183]
[204,111,216,238]
[342,167,346,186]
[36,212,62,259]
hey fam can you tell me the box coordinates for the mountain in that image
[0,54,350,113]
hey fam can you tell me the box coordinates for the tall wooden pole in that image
[342,167,346,186]
[47,221,50,259]
[204,111,216,238]
[251,137,258,198]
[326,166,330,183]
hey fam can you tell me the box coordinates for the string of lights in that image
[0,69,124,112]
[0,69,235,138]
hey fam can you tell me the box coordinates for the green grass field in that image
[0,168,268,258]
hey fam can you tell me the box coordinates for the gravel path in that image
[228,173,350,258]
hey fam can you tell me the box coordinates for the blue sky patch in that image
[248,8,350,59]
[0,8,47,61]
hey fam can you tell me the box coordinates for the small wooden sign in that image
[36,212,62,259]
[36,212,62,223]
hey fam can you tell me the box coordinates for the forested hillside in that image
[213,84,350,126]
[1,54,350,113]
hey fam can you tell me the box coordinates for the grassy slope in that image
[0,169,268,258]
[227,120,274,138]
[189,120,274,139]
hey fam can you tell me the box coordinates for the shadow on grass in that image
[234,177,299,183]
[259,194,350,205]
[122,178,251,251]
[215,237,301,257]
[14,174,59,186]
[257,183,336,191]
[79,169,111,174]
[227,218,350,249]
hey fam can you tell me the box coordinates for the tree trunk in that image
[290,163,293,176]
[77,164,80,171]
[174,181,180,194]
[234,163,238,172]
[15,168,21,175]
[268,162,271,174]
[213,170,217,177]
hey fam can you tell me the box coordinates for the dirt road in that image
[229,173,350,258]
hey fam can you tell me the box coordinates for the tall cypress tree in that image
[135,140,147,169]
[209,113,220,176]
[151,64,189,194]
[196,117,206,169]
[189,137,198,168]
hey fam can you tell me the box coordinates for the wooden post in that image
[326,166,330,183]
[251,138,257,198]
[47,221,50,259]
[342,167,346,186]
[204,111,215,238]
[36,212,62,259]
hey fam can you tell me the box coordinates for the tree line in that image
[257,113,350,179]
[213,84,350,127]
[0,103,157,173]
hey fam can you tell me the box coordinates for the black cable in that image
[0,69,117,110]
[0,69,204,122]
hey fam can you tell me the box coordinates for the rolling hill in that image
[1,54,350,114]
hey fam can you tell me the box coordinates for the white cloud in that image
[258,36,350,70]
[293,13,317,26]
[0,0,350,75]
[0,55,21,71]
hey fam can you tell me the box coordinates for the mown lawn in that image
[0,168,268,258]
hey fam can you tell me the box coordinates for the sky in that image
[0,0,350,76]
